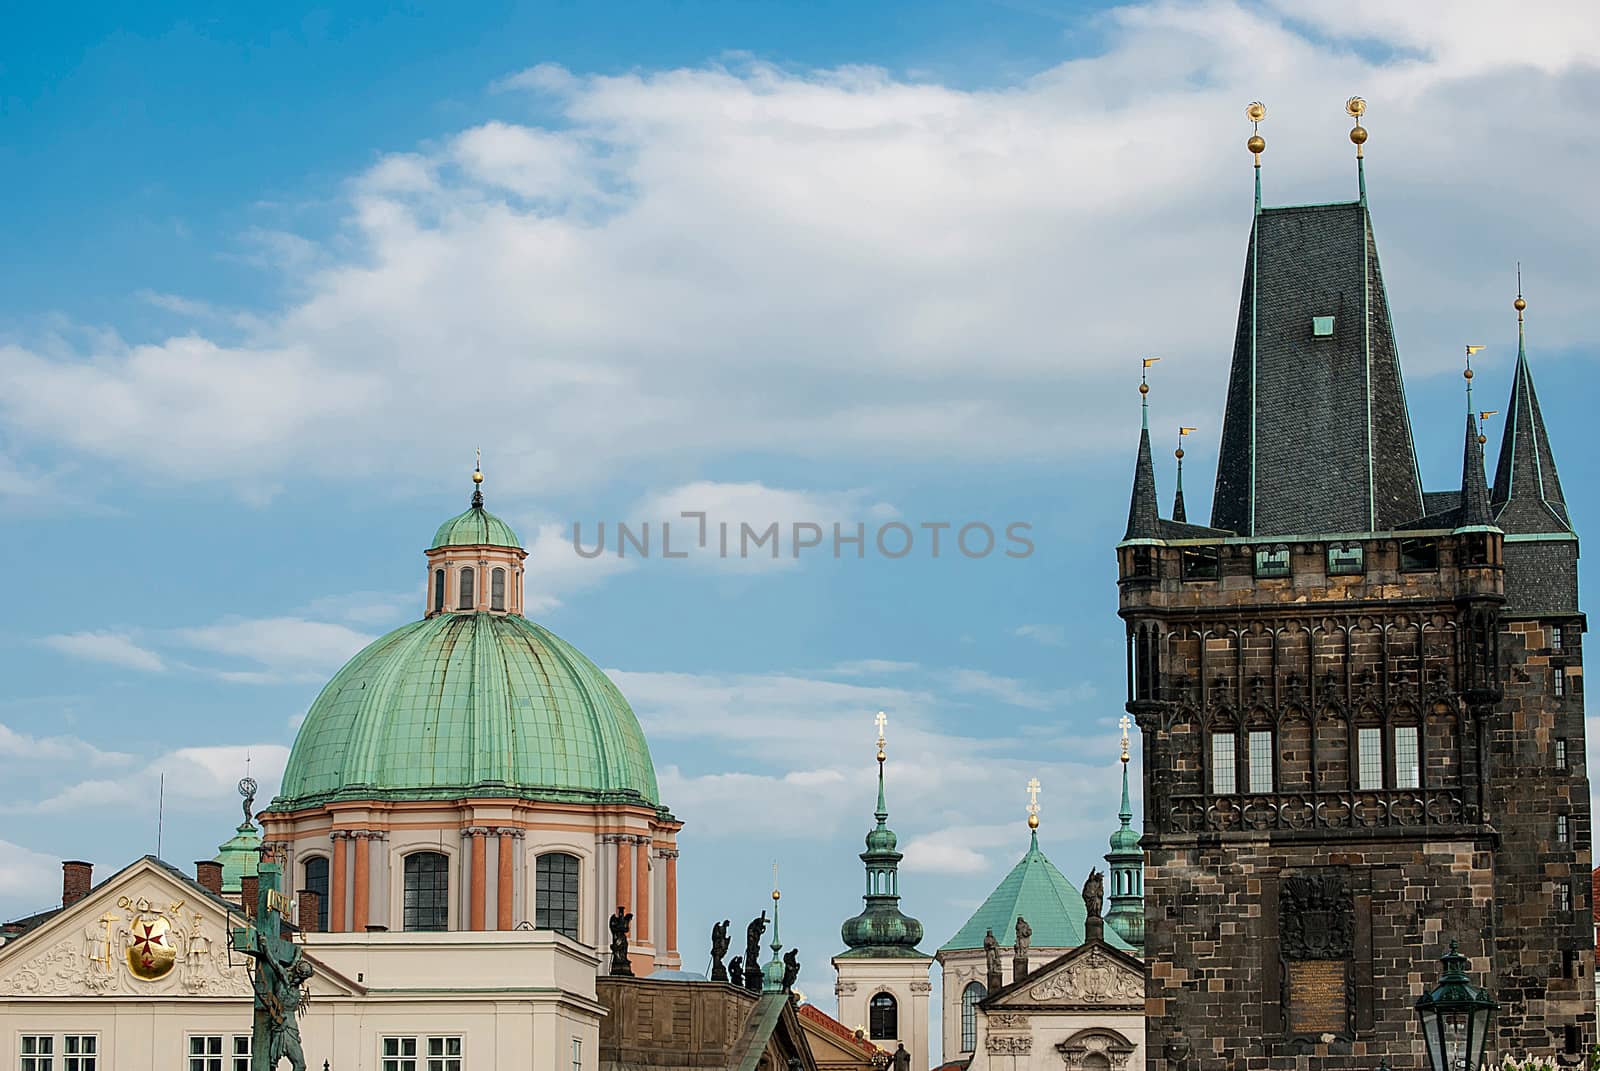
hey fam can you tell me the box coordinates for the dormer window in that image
[1327,543,1365,576]
[1312,315,1335,338]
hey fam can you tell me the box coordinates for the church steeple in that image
[1458,348,1492,528]
[1103,716,1144,951]
[1172,427,1194,524]
[1491,287,1572,535]
[839,713,925,957]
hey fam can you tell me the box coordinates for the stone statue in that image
[781,949,800,992]
[728,955,745,987]
[891,1042,911,1071]
[1014,915,1032,953]
[1084,868,1105,919]
[710,919,731,982]
[608,906,634,977]
[984,927,1003,992]
[743,912,768,992]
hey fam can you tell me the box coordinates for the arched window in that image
[302,856,329,932]
[403,852,449,932]
[961,981,987,1052]
[536,852,581,939]
[433,569,445,613]
[869,992,898,1040]
[458,567,475,610]
[491,567,506,611]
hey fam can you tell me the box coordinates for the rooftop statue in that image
[609,906,634,977]
[710,919,731,982]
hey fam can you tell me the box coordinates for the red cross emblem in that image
[130,919,167,968]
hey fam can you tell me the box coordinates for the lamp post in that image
[1415,940,1499,1071]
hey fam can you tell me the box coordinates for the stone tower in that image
[1116,105,1590,1068]
[832,715,931,1067]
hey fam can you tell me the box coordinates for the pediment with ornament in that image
[983,941,1145,1012]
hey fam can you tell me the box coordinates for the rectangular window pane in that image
[1211,733,1236,794]
[1557,816,1570,843]
[1394,726,1420,789]
[1552,626,1564,650]
[1558,883,1572,912]
[1327,544,1365,576]
[1358,727,1384,790]
[1555,668,1566,697]
[1248,731,1273,793]
[573,1038,583,1071]
[1556,739,1569,770]
[1254,548,1290,578]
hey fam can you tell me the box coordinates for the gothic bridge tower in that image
[1115,101,1590,1069]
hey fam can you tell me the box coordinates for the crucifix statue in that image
[231,858,312,1071]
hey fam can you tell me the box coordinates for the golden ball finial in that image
[1175,446,1185,460]
[1464,367,1473,380]
[1478,433,1488,446]
[877,749,886,763]
[1349,124,1368,146]
[1027,813,1039,830]
[1138,381,1149,396]
[772,888,781,902]
[472,469,484,484]
[1247,133,1265,155]
[1514,296,1526,312]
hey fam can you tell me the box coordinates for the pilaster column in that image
[467,827,490,931]
[328,831,349,933]
[352,831,372,933]
[660,848,679,953]
[635,838,650,944]
[616,834,633,918]
[496,827,516,930]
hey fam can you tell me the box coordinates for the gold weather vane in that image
[1246,101,1267,164]
[1346,96,1368,158]
[1120,714,1132,763]
[1464,345,1485,411]
[1478,410,1498,446]
[1026,777,1042,830]
[1177,426,1196,460]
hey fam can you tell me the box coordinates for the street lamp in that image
[1415,940,1499,1071]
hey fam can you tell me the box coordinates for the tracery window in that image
[961,981,987,1052]
[403,852,450,932]
[1210,732,1236,794]
[869,992,898,1040]
[536,852,581,940]
[1393,726,1420,789]
[1247,730,1273,793]
[1356,727,1384,790]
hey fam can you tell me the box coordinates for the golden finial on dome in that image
[1346,96,1368,157]
[473,447,484,484]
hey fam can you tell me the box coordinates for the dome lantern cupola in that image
[1104,715,1145,950]
[839,713,926,958]
[424,459,528,618]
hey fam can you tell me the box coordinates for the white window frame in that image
[1557,882,1573,913]
[61,1036,96,1071]
[1210,732,1237,795]
[426,1036,463,1071]
[1555,668,1566,697]
[1357,727,1384,790]
[571,1037,584,1071]
[20,1035,53,1071]
[1557,815,1570,844]
[382,1037,419,1071]
[1552,625,1563,650]
[383,1036,463,1071]
[1393,725,1420,789]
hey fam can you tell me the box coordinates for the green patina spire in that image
[1105,716,1145,951]
[838,713,925,959]
[764,878,786,992]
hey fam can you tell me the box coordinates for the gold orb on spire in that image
[1245,101,1267,158]
[472,469,484,484]
[1515,296,1527,312]
[1028,813,1039,830]
[1346,96,1367,119]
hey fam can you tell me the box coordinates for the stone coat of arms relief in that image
[1,884,250,998]
[1025,948,1143,1005]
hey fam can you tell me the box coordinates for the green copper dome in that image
[214,821,260,894]
[430,502,520,549]
[839,755,926,959]
[273,612,659,809]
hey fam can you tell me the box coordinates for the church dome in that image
[431,503,519,549]
[274,612,658,809]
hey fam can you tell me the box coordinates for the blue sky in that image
[2,0,1597,1055]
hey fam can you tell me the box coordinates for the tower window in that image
[1254,547,1290,579]
[402,852,450,932]
[1327,543,1365,576]
[1554,668,1566,697]
[1551,625,1563,651]
[491,567,506,611]
[458,567,475,610]
[1311,315,1335,338]
[1247,730,1273,793]
[961,982,987,1053]
[1182,546,1219,580]
[869,992,898,1040]
[433,569,445,613]
[535,852,581,940]
[1394,726,1420,789]
[1210,732,1236,795]
[303,856,330,932]
[1556,882,1572,913]
[1400,538,1438,572]
[1556,815,1569,844]
[1555,739,1569,771]
[1357,727,1384,790]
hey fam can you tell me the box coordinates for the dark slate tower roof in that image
[1491,312,1572,535]
[1210,201,1425,536]
[1459,411,1492,528]
[1124,423,1161,541]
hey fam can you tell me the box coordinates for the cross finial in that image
[1026,777,1041,829]
[874,711,887,748]
[1119,714,1132,762]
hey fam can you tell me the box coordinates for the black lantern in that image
[1414,940,1498,1071]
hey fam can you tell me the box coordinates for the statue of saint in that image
[242,931,312,1071]
[608,906,634,977]
[728,956,745,987]
[891,1042,912,1071]
[781,949,800,992]
[1083,868,1105,920]
[983,927,1003,991]
[1014,915,1032,954]
[743,912,768,991]
[710,919,731,982]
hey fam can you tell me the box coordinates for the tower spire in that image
[1124,361,1161,540]
[1174,426,1195,523]
[764,866,785,992]
[1246,102,1266,215]
[839,712,925,956]
[1104,714,1145,950]
[1491,279,1573,533]
[471,449,485,509]
[1457,345,1492,528]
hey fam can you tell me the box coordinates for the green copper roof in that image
[940,830,1136,953]
[430,503,520,549]
[273,612,659,809]
[214,822,260,894]
[839,757,926,959]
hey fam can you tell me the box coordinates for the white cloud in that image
[297,590,416,627]
[0,840,60,915]
[39,631,165,673]
[519,520,637,614]
[2,3,1592,502]
[0,722,133,767]
[1013,623,1067,648]
[900,824,1017,876]
[18,744,290,817]
[829,659,921,677]
[174,616,375,683]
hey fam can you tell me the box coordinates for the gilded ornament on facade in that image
[118,895,180,980]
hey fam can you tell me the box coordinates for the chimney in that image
[298,890,321,934]
[195,861,223,897]
[62,861,93,908]
[240,875,259,918]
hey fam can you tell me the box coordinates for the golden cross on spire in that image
[1120,714,1132,762]
[1026,777,1041,829]
[874,711,887,763]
